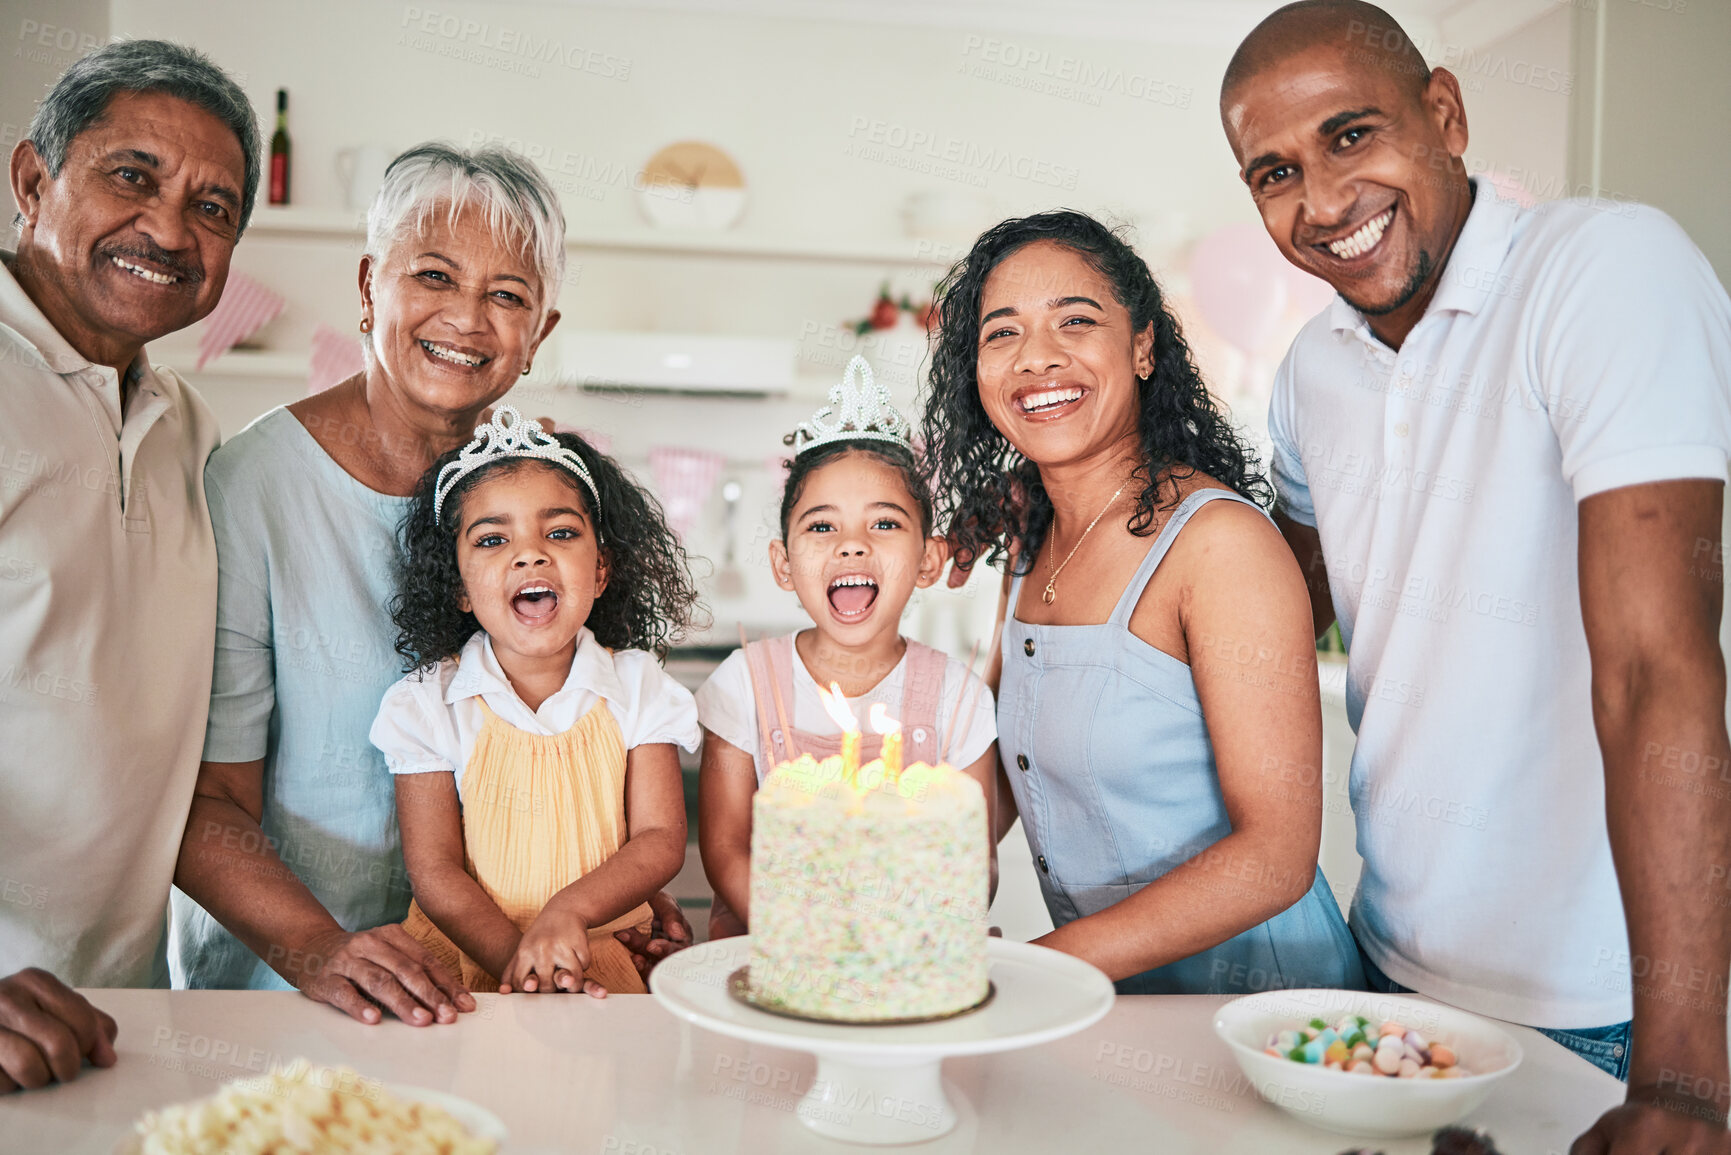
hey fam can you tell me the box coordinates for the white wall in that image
[2,0,109,158]
[1446,5,1572,204]
[1570,0,1731,286]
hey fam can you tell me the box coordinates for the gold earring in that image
[359,317,371,333]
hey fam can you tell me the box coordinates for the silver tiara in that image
[433,405,603,537]
[784,355,912,456]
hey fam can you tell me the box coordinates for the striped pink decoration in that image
[649,446,724,540]
[196,271,285,369]
[307,325,366,394]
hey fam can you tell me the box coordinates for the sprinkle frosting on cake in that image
[747,754,990,1022]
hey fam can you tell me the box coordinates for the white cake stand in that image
[650,936,1114,1146]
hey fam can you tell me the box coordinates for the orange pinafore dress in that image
[401,697,652,993]
[707,635,948,939]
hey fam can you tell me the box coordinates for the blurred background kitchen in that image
[5,0,1728,939]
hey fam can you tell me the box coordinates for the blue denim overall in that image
[999,488,1365,995]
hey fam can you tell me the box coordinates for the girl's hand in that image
[497,909,607,998]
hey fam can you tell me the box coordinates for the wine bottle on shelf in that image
[268,89,290,205]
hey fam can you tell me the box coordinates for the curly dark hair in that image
[918,209,1272,576]
[778,440,933,539]
[391,434,703,670]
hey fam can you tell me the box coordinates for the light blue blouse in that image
[170,407,413,990]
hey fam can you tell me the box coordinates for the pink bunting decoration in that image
[649,446,725,540]
[307,324,367,395]
[197,271,285,369]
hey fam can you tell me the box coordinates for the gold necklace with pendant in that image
[1042,481,1129,605]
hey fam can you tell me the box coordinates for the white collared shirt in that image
[370,629,700,799]
[0,254,221,988]
[1268,183,1731,1027]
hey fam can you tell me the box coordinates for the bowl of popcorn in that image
[1213,990,1523,1138]
[118,1058,506,1154]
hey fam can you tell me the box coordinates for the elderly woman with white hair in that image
[171,143,690,1023]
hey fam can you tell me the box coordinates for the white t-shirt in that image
[371,629,700,800]
[695,632,997,781]
[0,255,220,988]
[1268,182,1731,1028]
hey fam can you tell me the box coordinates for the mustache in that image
[96,241,203,285]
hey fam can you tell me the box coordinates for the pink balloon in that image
[1283,261,1337,318]
[1187,223,1291,352]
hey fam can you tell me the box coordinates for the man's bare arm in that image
[1273,511,1335,641]
[1573,479,1731,1152]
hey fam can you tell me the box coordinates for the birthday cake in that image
[746,751,990,1022]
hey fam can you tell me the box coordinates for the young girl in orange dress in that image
[373,407,701,996]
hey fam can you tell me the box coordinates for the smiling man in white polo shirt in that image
[1223,2,1731,1151]
[0,41,257,1093]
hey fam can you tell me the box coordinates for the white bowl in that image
[114,1083,508,1154]
[391,1084,509,1145]
[1213,988,1522,1139]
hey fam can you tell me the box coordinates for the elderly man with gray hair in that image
[0,40,257,1092]
[169,141,693,1025]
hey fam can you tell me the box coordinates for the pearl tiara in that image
[784,355,912,456]
[433,405,603,538]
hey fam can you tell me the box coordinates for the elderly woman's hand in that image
[293,925,476,1026]
[0,968,117,1093]
[615,889,693,977]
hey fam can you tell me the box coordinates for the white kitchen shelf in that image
[245,206,955,267]
[172,349,310,378]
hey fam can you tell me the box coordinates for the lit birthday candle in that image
[870,702,902,783]
[818,681,862,785]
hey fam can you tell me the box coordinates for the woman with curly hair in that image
[921,210,1363,995]
[372,408,703,997]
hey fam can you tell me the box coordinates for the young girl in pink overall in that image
[695,357,999,938]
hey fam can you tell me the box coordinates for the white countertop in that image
[1,988,1622,1154]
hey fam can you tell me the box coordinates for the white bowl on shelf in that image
[1213,988,1523,1139]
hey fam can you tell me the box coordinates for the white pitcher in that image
[335,145,392,212]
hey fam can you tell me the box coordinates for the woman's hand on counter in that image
[616,889,694,978]
[294,926,475,1026]
[0,968,117,1093]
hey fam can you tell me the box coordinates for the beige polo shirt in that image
[0,254,220,987]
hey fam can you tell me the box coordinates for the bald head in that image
[1222,1,1430,109]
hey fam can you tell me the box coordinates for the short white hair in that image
[364,142,566,310]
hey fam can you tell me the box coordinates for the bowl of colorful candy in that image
[1213,989,1523,1138]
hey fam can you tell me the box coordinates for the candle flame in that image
[818,681,859,733]
[869,702,900,735]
